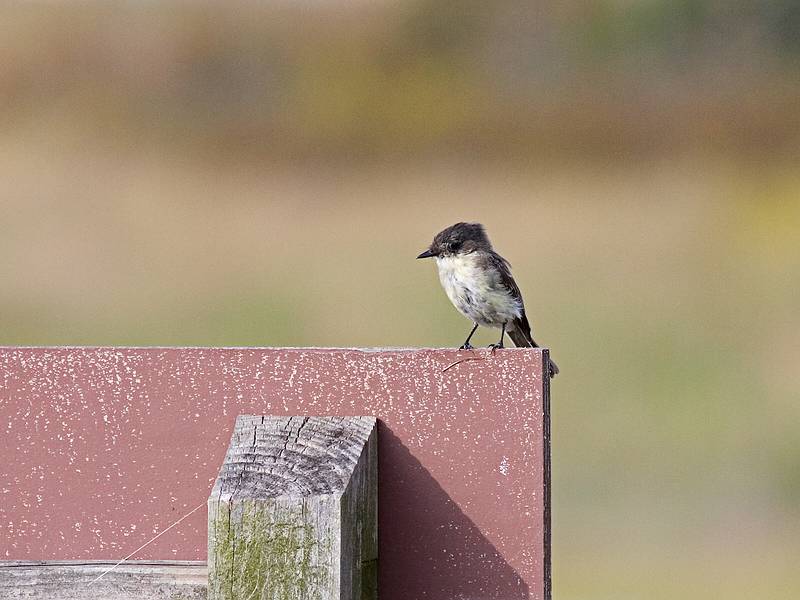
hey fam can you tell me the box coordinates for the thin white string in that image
[88,501,206,586]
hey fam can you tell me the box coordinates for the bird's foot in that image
[488,343,504,354]
[459,342,474,351]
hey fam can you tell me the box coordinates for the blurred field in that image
[2,1,800,598]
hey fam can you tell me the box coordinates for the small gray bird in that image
[417,222,559,377]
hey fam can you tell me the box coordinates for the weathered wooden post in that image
[207,415,378,600]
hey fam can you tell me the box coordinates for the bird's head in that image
[416,222,492,259]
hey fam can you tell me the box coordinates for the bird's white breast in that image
[435,253,522,328]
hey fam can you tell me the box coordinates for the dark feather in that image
[508,321,560,377]
[486,251,522,302]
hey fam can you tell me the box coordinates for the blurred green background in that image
[2,1,799,598]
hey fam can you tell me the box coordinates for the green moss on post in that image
[209,500,331,600]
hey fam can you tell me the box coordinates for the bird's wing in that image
[487,251,523,304]
[487,250,536,344]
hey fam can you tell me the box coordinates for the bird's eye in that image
[447,240,461,253]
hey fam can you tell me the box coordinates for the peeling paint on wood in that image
[0,347,549,599]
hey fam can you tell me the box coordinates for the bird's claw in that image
[459,343,474,351]
[488,343,504,354]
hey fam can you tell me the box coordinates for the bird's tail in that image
[508,317,559,378]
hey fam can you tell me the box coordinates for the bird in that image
[417,222,559,377]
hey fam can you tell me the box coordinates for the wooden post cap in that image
[207,415,378,600]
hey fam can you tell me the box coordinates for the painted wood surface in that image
[207,416,377,600]
[0,347,549,599]
[0,560,206,599]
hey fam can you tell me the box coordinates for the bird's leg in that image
[489,323,506,353]
[459,323,479,350]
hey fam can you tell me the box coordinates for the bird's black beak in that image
[416,249,436,259]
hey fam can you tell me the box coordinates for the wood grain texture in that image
[207,416,377,600]
[0,560,206,599]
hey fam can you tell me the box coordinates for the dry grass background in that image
[2,1,800,598]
